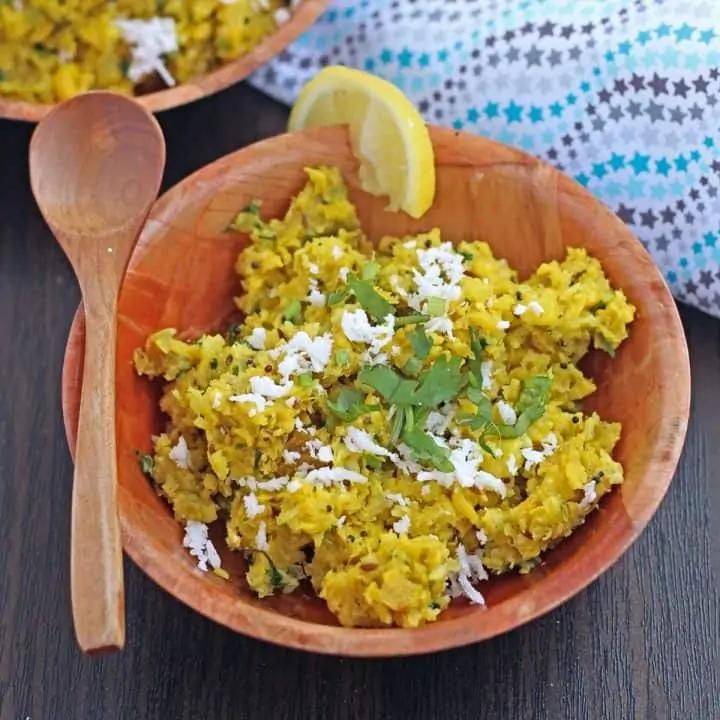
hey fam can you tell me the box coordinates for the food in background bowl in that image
[0,0,312,106]
[132,166,635,628]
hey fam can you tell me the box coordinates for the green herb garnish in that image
[135,450,154,475]
[358,366,419,405]
[361,261,380,282]
[402,426,453,472]
[283,300,302,324]
[596,334,616,357]
[360,357,466,443]
[467,328,488,386]
[460,251,474,263]
[335,349,350,366]
[256,226,277,240]
[426,297,446,317]
[248,548,285,590]
[347,274,394,322]
[297,374,314,388]
[492,376,552,438]
[327,288,348,305]
[413,356,466,407]
[394,313,430,328]
[409,326,432,359]
[363,454,383,470]
[244,200,261,216]
[470,328,487,357]
[360,359,466,408]
[403,357,423,376]
[326,387,380,422]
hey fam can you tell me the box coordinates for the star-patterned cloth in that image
[250,0,720,317]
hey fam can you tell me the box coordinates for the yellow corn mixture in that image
[133,167,636,628]
[0,0,292,104]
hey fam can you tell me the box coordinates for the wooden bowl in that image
[61,126,691,657]
[0,0,330,123]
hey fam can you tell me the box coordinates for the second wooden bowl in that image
[0,0,330,123]
[61,126,690,656]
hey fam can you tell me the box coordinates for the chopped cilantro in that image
[244,200,261,215]
[360,358,464,441]
[394,313,430,328]
[135,450,154,475]
[255,226,277,240]
[358,366,418,405]
[361,261,380,281]
[326,387,380,422]
[470,328,487,357]
[249,548,285,591]
[283,300,302,324]
[402,426,453,472]
[493,376,552,438]
[516,376,553,415]
[335,349,350,366]
[363,454,383,470]
[327,288,348,305]
[403,357,423,376]
[467,387,493,423]
[426,297,446,317]
[596,334,616,356]
[460,251,474,263]
[467,328,488,386]
[413,356,466,407]
[268,566,285,590]
[297,374,314,388]
[389,406,406,443]
[409,326,432,359]
[589,300,607,313]
[347,274,394,322]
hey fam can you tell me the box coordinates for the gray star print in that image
[646,101,665,122]
[670,107,686,124]
[538,20,556,37]
[627,100,643,118]
[525,45,543,67]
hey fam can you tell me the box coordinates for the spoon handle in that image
[71,303,125,654]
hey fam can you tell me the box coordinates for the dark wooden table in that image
[1,84,718,720]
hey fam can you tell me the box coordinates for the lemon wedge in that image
[288,66,435,219]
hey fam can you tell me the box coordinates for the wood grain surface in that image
[0,83,717,720]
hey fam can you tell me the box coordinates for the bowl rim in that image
[0,0,331,123]
[60,126,691,656]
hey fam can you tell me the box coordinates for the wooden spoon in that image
[29,92,166,654]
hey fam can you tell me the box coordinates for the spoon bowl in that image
[30,92,166,654]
